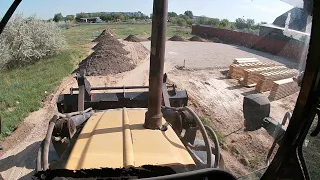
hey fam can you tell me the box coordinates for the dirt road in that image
[0,40,299,179]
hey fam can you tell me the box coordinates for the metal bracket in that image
[162,73,171,107]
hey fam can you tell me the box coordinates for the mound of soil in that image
[102,28,116,36]
[79,50,135,76]
[94,34,125,47]
[92,44,129,55]
[124,35,142,42]
[79,29,137,76]
[211,37,222,43]
[93,29,116,42]
[168,35,185,41]
[189,36,205,42]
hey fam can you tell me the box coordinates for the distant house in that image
[79,17,102,23]
[76,12,143,17]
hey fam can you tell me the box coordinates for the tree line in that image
[53,10,266,31]
[53,12,149,22]
[166,10,265,31]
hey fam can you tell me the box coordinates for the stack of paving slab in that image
[228,58,299,100]
[268,78,300,101]
[229,58,275,79]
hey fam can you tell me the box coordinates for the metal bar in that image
[162,74,171,107]
[77,69,85,111]
[70,85,149,92]
[0,0,22,34]
[144,0,168,129]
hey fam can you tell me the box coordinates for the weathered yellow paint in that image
[122,108,134,167]
[65,108,195,171]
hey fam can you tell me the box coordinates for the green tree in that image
[197,16,207,25]
[219,19,229,27]
[186,19,193,26]
[53,13,64,22]
[76,12,89,21]
[229,22,236,30]
[168,12,178,18]
[235,18,247,29]
[207,18,220,26]
[177,18,187,26]
[184,10,193,19]
[246,19,255,28]
[169,17,178,24]
[119,14,126,21]
[179,14,190,21]
[65,15,75,21]
[99,14,108,21]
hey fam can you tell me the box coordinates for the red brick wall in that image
[192,25,304,62]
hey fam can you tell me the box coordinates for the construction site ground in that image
[0,40,299,179]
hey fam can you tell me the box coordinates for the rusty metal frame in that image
[144,0,168,130]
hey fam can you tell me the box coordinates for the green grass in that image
[0,51,75,138]
[0,22,191,139]
[199,116,225,142]
[63,23,191,44]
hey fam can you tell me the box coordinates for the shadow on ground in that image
[0,141,41,179]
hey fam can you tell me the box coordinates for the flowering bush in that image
[0,13,66,69]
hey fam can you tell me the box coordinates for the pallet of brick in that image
[229,62,275,79]
[233,58,260,64]
[268,78,299,101]
[255,69,298,92]
[242,66,288,86]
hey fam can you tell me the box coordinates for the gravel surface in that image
[141,41,298,69]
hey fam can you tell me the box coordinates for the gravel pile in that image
[124,35,142,42]
[189,36,205,42]
[168,35,185,41]
[211,37,222,43]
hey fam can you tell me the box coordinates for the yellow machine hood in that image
[65,108,195,171]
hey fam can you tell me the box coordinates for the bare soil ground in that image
[0,40,298,179]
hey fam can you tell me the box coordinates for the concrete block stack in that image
[242,66,287,86]
[255,69,298,92]
[227,57,300,100]
[229,62,274,79]
[268,78,300,100]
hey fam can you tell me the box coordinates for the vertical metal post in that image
[77,69,85,111]
[144,0,168,129]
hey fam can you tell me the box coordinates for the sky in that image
[0,0,294,23]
